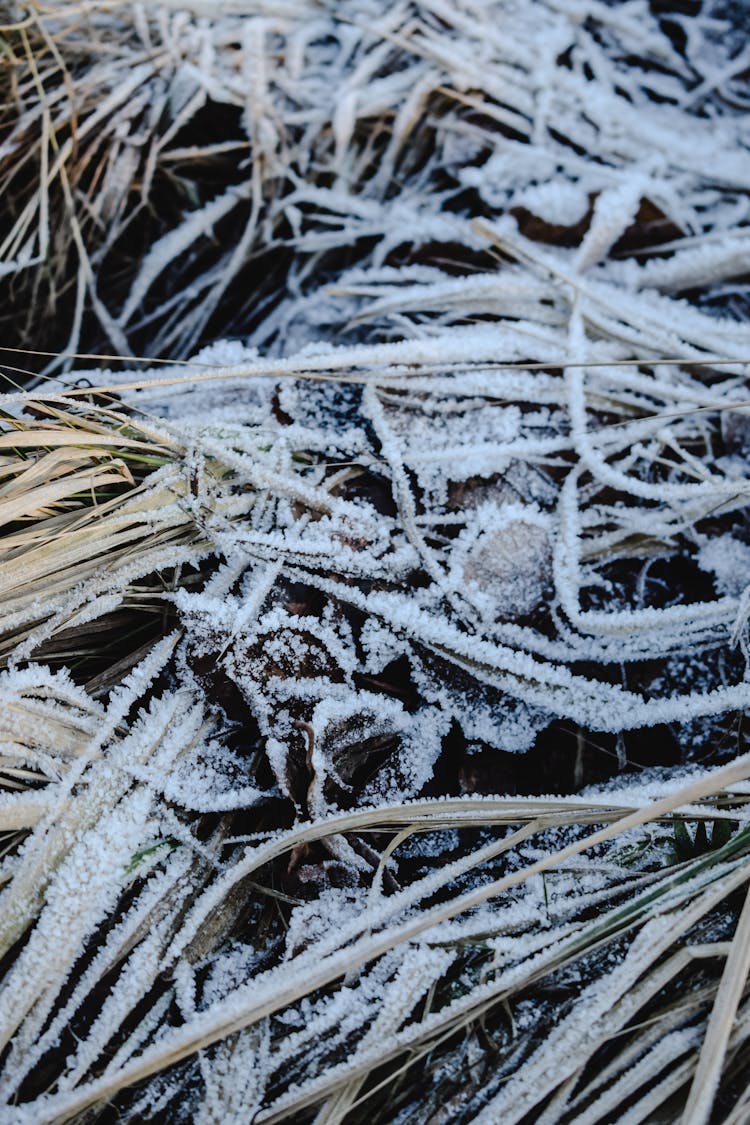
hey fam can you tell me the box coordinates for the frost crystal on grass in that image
[449,504,553,623]
[3,0,750,1121]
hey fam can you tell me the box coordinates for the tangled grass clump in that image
[3,0,750,1122]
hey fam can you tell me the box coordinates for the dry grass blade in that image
[682,886,750,1125]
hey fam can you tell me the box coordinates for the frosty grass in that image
[3,1,750,1121]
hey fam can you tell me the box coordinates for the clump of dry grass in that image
[1,358,750,1124]
[0,399,204,665]
[4,0,750,1122]
[4,0,745,371]
[4,706,750,1124]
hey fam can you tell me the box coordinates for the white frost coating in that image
[698,535,750,599]
[448,502,553,623]
[521,181,591,227]
[0,788,151,1052]
[3,0,750,1120]
[574,174,648,273]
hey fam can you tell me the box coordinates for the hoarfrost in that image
[698,535,750,599]
[4,0,750,1120]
